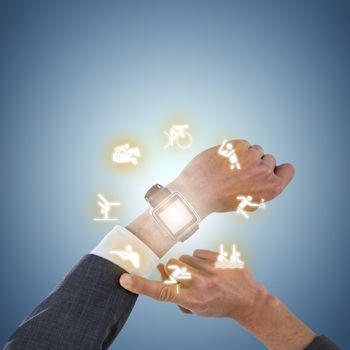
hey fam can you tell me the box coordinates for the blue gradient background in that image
[1,1,349,348]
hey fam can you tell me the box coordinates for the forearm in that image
[126,178,211,258]
[127,209,175,258]
[6,210,172,350]
[235,289,315,350]
[5,255,137,350]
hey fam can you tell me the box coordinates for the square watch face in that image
[153,194,198,238]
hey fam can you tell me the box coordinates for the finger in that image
[157,264,168,281]
[193,249,219,262]
[179,254,210,270]
[177,305,193,314]
[165,258,192,274]
[261,154,276,168]
[241,205,258,212]
[120,273,181,303]
[249,144,264,157]
[274,163,295,190]
[232,139,250,150]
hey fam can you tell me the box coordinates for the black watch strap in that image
[145,184,171,208]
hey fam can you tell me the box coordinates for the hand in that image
[120,249,315,350]
[127,140,295,257]
[120,249,261,319]
[168,140,295,219]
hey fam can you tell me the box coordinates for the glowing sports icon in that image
[110,245,140,269]
[215,244,244,269]
[218,139,241,170]
[112,143,141,165]
[93,193,120,222]
[236,195,266,219]
[164,264,192,294]
[164,124,193,150]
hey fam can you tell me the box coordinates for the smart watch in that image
[145,184,200,242]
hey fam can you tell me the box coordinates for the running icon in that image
[236,195,266,219]
[164,124,193,150]
[164,265,192,294]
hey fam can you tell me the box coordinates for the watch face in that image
[153,193,198,239]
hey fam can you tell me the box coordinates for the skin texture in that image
[120,140,315,349]
[127,139,295,257]
[169,140,294,219]
[120,250,316,350]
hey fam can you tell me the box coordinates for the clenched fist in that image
[169,139,295,219]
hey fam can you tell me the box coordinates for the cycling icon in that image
[164,124,193,150]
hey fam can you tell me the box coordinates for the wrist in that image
[127,177,210,258]
[231,282,274,326]
[91,225,159,277]
[233,285,315,350]
[127,210,176,258]
[167,177,212,220]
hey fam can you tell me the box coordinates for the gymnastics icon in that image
[93,194,120,222]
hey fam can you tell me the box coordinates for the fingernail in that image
[120,274,133,287]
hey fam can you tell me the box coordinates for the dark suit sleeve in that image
[4,254,138,350]
[304,335,341,350]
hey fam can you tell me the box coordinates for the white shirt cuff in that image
[90,225,160,277]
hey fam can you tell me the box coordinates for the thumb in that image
[119,273,179,303]
[275,163,295,190]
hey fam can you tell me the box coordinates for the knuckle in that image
[166,258,179,266]
[269,154,276,162]
[195,274,217,292]
[260,161,271,171]
[202,277,216,290]
[263,155,275,165]
[256,164,271,176]
[251,144,263,152]
[159,286,175,302]
[179,255,189,262]
[205,261,216,272]
[234,139,249,148]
